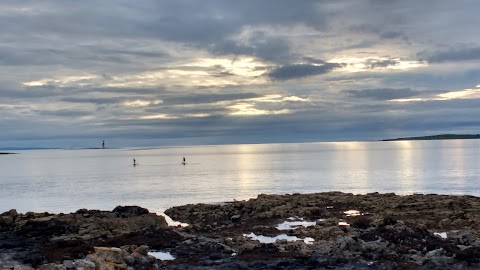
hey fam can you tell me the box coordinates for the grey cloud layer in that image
[427,47,480,63]
[345,88,420,101]
[268,63,343,80]
[1,0,480,147]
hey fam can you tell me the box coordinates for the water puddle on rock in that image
[344,210,362,217]
[149,251,176,260]
[243,232,315,244]
[338,221,350,226]
[434,232,448,239]
[276,217,318,230]
[157,212,189,227]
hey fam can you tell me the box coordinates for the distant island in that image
[0,152,16,155]
[382,134,480,141]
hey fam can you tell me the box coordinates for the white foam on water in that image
[149,251,175,260]
[243,232,315,244]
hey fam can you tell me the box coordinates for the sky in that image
[2,0,480,148]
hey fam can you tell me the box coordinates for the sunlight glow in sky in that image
[329,57,427,73]
[390,85,480,103]
[228,103,292,116]
[140,114,178,120]
[23,75,101,87]
[2,1,480,148]
[124,100,163,107]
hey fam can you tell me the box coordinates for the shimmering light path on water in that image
[1,140,480,214]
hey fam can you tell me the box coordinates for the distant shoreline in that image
[382,134,480,141]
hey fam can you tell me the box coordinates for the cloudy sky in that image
[2,0,480,148]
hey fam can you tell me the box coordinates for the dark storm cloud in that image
[351,24,408,41]
[61,91,262,106]
[210,33,293,63]
[86,87,166,95]
[0,0,412,74]
[143,0,327,43]
[194,1,343,62]
[0,85,68,99]
[365,59,400,69]
[377,99,480,137]
[0,47,95,67]
[345,88,420,100]
[392,98,480,112]
[61,97,127,105]
[93,48,170,59]
[144,105,229,116]
[0,0,332,67]
[0,85,167,102]
[383,69,480,91]
[268,63,343,80]
[0,45,170,68]
[427,47,480,63]
[34,109,91,117]
[0,46,52,66]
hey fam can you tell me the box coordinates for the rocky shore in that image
[2,192,480,269]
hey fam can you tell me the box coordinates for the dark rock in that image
[0,232,45,267]
[63,259,74,269]
[2,209,18,218]
[252,243,279,253]
[309,255,348,268]
[18,218,78,238]
[37,264,59,270]
[455,246,480,264]
[13,265,35,270]
[112,205,150,217]
[6,193,480,269]
[351,217,371,229]
[135,245,149,256]
[383,217,397,226]
[450,230,476,246]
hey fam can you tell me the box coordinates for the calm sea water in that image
[1,140,480,214]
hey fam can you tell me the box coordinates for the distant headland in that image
[382,133,480,141]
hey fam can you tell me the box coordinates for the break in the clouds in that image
[1,0,480,148]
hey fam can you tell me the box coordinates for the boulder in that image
[112,206,150,218]
[85,246,159,270]
[13,266,35,270]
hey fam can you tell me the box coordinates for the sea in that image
[1,139,480,214]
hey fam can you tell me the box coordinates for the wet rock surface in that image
[3,192,480,269]
[0,206,170,269]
